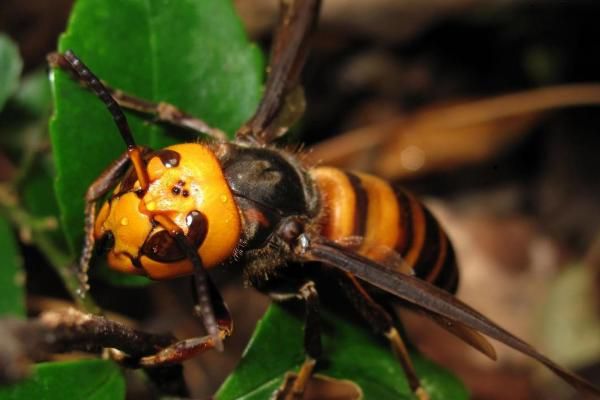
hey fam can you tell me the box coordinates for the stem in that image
[0,308,177,383]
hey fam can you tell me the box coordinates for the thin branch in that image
[0,308,176,384]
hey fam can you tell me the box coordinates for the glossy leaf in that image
[0,217,25,317]
[49,0,264,256]
[0,359,125,400]
[0,34,22,111]
[217,304,468,400]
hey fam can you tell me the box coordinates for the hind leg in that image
[337,272,429,400]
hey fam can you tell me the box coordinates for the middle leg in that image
[269,280,322,400]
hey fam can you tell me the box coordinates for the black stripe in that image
[412,207,442,281]
[393,189,413,257]
[345,172,368,237]
[434,242,459,294]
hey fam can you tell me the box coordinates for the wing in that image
[333,238,496,359]
[236,0,321,144]
[417,309,497,361]
[298,235,600,397]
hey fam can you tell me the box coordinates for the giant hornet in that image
[48,0,600,398]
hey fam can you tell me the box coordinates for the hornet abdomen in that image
[311,167,458,293]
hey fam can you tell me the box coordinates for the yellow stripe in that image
[355,172,400,258]
[310,167,356,240]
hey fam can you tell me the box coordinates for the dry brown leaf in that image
[309,84,600,180]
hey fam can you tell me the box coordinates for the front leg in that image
[153,214,226,352]
[110,273,233,367]
[269,280,321,400]
[78,151,131,294]
[336,272,430,400]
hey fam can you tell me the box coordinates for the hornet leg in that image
[337,272,429,400]
[269,280,322,400]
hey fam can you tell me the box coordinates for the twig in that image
[0,308,176,384]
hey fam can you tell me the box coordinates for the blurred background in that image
[1,0,600,399]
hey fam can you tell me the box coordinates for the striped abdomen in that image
[310,167,458,293]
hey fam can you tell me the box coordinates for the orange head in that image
[94,143,241,280]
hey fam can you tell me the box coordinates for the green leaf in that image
[0,34,23,111]
[0,217,25,317]
[0,359,125,400]
[12,70,53,118]
[217,304,468,400]
[49,0,264,255]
